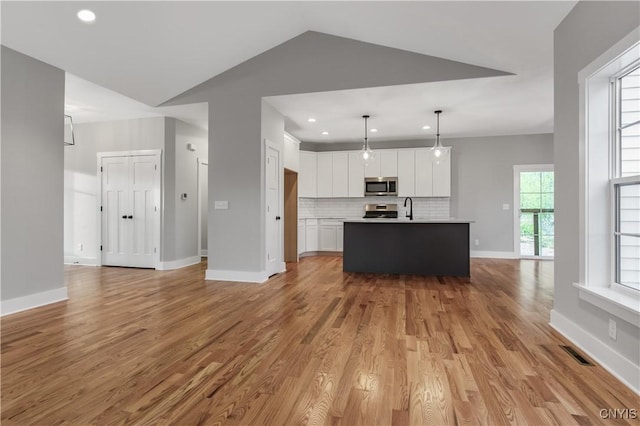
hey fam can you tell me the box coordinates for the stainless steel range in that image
[363,203,398,219]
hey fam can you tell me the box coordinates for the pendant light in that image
[361,114,374,163]
[431,110,449,164]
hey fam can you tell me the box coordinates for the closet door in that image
[101,154,159,268]
[128,155,158,268]
[102,156,130,266]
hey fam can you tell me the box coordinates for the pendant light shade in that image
[430,110,449,164]
[361,115,374,163]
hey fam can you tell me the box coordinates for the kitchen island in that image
[343,219,473,277]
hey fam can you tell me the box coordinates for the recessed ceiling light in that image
[321,131,329,135]
[422,125,431,130]
[77,9,96,23]
[307,118,316,123]
[370,128,378,133]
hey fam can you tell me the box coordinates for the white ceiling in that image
[2,1,577,142]
[65,73,208,130]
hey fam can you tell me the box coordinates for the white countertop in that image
[343,218,474,224]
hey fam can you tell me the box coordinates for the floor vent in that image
[560,345,594,366]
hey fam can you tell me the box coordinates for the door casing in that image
[97,150,162,268]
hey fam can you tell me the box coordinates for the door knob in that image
[275,216,281,220]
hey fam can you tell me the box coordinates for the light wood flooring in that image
[1,257,638,425]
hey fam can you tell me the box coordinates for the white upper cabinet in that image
[283,133,300,172]
[332,152,349,198]
[364,154,381,178]
[415,149,434,197]
[348,152,365,197]
[433,148,451,197]
[380,150,398,177]
[316,153,333,198]
[397,150,415,197]
[299,151,317,198]
[299,147,450,199]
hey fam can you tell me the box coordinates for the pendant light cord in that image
[434,110,442,147]
[363,114,370,149]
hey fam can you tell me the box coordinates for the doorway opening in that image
[514,165,554,259]
[197,159,208,257]
[284,169,298,263]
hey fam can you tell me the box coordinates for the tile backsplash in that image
[299,197,450,219]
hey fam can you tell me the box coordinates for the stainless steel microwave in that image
[365,177,398,196]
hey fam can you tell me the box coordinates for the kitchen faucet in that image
[403,197,413,221]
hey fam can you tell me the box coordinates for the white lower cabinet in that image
[298,219,306,255]
[319,220,343,252]
[305,219,318,252]
[299,219,344,254]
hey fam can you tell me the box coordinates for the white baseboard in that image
[1,287,68,317]
[470,250,516,259]
[200,249,208,257]
[156,256,202,271]
[205,269,269,283]
[64,256,98,266]
[550,309,640,395]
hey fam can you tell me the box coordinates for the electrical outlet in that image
[609,319,617,340]
[474,239,480,246]
[503,203,510,210]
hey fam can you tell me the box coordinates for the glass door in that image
[515,167,554,258]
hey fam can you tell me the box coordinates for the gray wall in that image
[171,119,208,260]
[1,46,65,300]
[164,31,508,274]
[448,134,553,253]
[64,116,207,264]
[64,117,165,262]
[554,2,639,365]
[301,133,554,253]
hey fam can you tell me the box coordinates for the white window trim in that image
[576,27,640,325]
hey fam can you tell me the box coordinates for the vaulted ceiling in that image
[1,1,577,141]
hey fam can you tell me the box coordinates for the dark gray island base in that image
[343,220,471,277]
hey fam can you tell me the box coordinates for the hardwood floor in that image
[1,257,637,425]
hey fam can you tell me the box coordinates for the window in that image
[613,64,640,290]
[575,31,639,325]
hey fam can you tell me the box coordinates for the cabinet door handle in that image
[276,216,281,220]
[127,215,133,219]
[122,215,127,219]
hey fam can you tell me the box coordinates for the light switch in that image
[214,201,229,210]
[502,204,510,210]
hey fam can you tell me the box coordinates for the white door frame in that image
[513,164,554,259]
[197,158,208,257]
[264,138,285,276]
[96,149,162,268]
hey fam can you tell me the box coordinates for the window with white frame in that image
[576,31,640,324]
[613,64,640,290]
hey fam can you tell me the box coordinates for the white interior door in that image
[101,153,159,268]
[128,155,158,268]
[265,141,282,276]
[102,156,129,266]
